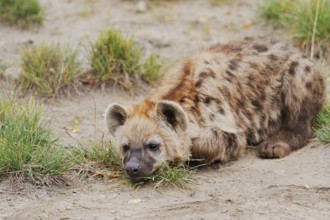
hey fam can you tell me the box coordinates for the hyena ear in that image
[156,100,188,132]
[105,103,128,136]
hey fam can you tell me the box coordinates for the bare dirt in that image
[0,0,329,219]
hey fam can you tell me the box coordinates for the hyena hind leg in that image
[259,57,325,158]
[258,90,324,158]
[258,129,310,158]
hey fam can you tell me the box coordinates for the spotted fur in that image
[105,40,325,179]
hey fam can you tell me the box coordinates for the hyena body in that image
[106,40,325,181]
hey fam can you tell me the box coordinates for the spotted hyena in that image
[105,40,325,181]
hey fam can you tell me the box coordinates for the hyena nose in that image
[125,161,141,175]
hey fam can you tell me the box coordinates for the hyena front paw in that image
[258,141,291,158]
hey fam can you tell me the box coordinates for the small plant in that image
[75,140,195,188]
[259,0,292,25]
[89,29,163,89]
[20,43,80,97]
[0,0,43,27]
[74,140,123,179]
[140,163,195,188]
[313,102,330,142]
[142,53,163,83]
[0,98,74,185]
[259,0,330,58]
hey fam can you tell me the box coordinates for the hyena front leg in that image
[191,127,246,164]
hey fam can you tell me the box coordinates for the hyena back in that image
[105,40,325,181]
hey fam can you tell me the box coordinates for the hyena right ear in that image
[156,100,188,132]
[105,103,128,136]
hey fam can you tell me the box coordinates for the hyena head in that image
[105,100,191,182]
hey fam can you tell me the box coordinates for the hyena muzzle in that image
[105,40,325,181]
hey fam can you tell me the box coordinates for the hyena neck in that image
[147,58,202,127]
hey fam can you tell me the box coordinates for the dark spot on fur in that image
[220,87,231,100]
[199,69,216,79]
[209,113,215,121]
[246,128,256,145]
[218,106,225,114]
[195,79,203,88]
[251,99,263,110]
[226,70,235,77]
[305,65,311,73]
[257,129,265,139]
[225,77,232,83]
[252,44,268,52]
[223,132,237,148]
[268,54,278,61]
[289,61,299,76]
[194,95,201,103]
[179,96,187,103]
[228,59,240,71]
[305,82,312,90]
[204,97,211,105]
[268,117,279,129]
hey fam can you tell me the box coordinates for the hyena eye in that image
[148,143,159,151]
[122,144,130,153]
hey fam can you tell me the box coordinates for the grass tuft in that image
[259,0,330,58]
[74,140,194,188]
[0,0,43,28]
[139,163,195,189]
[142,53,163,83]
[0,98,74,185]
[89,29,163,90]
[313,102,330,142]
[20,43,80,97]
[73,140,123,180]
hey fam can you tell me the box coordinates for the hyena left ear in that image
[105,103,128,136]
[156,100,188,132]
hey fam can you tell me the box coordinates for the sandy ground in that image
[0,0,330,219]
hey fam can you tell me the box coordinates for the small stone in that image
[4,66,21,82]
[136,1,147,13]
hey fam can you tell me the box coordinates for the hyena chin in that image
[105,40,325,181]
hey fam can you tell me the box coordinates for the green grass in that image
[259,0,330,57]
[0,0,43,28]
[0,60,5,80]
[20,43,80,97]
[0,98,75,185]
[313,102,330,142]
[140,163,195,188]
[74,140,194,188]
[89,29,163,90]
[73,140,123,179]
[141,53,163,83]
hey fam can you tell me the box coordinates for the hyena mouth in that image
[124,160,155,182]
